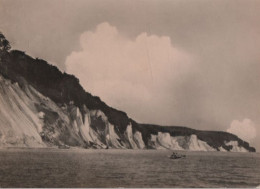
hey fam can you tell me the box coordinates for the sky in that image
[0,0,259,150]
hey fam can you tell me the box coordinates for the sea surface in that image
[0,148,259,188]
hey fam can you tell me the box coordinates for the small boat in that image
[169,152,186,159]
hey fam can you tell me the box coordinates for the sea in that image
[0,148,259,188]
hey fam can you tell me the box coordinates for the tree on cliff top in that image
[0,32,11,52]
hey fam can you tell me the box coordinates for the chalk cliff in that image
[0,33,256,152]
[0,74,255,152]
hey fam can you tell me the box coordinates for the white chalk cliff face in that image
[69,106,93,144]
[187,135,215,151]
[133,131,145,149]
[124,123,138,149]
[89,110,145,149]
[0,75,252,152]
[148,133,212,151]
[0,76,45,147]
[225,141,248,152]
[124,123,146,149]
[0,75,91,148]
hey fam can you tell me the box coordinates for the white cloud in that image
[227,119,257,142]
[65,22,193,123]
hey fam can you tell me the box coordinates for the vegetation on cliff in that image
[0,32,255,152]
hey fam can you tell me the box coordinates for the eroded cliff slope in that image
[0,34,256,152]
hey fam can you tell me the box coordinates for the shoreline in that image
[0,147,258,154]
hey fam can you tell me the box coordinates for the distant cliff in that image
[0,33,256,152]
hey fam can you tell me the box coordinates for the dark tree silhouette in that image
[0,32,11,51]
